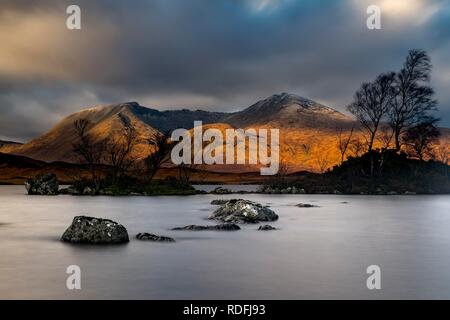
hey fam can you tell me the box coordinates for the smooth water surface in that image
[1,185,450,299]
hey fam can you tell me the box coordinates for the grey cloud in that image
[0,0,449,141]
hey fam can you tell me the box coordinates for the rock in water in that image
[24,173,59,195]
[60,186,81,195]
[258,225,277,231]
[82,186,95,195]
[61,216,129,244]
[211,187,232,194]
[210,199,231,205]
[136,233,175,242]
[172,223,240,231]
[209,199,278,223]
[296,203,319,208]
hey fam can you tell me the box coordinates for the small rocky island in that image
[25,173,59,195]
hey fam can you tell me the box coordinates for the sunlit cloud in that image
[354,0,442,25]
[0,9,119,82]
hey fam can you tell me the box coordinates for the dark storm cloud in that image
[0,0,449,141]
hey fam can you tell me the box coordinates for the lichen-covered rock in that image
[172,223,240,231]
[24,173,59,195]
[258,225,277,231]
[136,233,175,242]
[209,199,278,223]
[61,216,129,244]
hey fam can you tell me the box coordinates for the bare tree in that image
[301,143,312,157]
[72,119,104,192]
[337,127,354,163]
[402,117,440,161]
[177,146,200,187]
[178,162,198,187]
[434,142,449,165]
[313,146,331,174]
[377,124,395,151]
[348,137,366,158]
[144,131,174,182]
[389,49,437,151]
[347,72,396,152]
[268,157,290,187]
[105,116,138,184]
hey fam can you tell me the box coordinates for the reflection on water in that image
[0,185,450,299]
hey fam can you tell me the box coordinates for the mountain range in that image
[1,93,448,174]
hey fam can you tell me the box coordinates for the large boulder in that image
[172,223,240,231]
[25,173,59,195]
[209,199,278,223]
[61,216,129,244]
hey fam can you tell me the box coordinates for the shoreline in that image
[2,184,447,196]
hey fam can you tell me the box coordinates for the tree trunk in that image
[394,128,401,152]
[368,132,375,152]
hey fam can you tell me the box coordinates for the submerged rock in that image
[25,173,59,195]
[209,199,278,223]
[61,216,129,244]
[258,225,277,231]
[136,233,175,242]
[295,203,319,208]
[172,223,240,231]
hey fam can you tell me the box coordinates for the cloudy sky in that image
[1,0,449,142]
